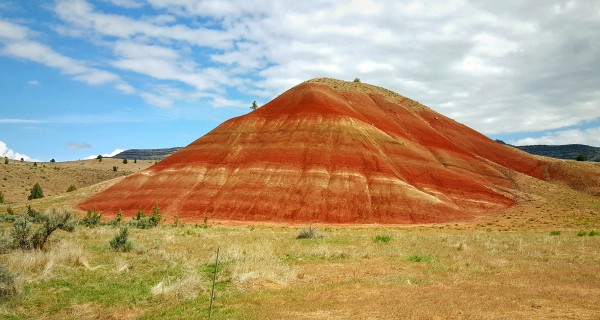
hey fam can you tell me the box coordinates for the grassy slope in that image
[0,158,598,319]
[0,159,155,212]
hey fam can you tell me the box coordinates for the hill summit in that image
[79,78,585,223]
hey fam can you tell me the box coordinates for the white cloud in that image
[0,140,36,161]
[27,80,39,85]
[511,127,600,147]
[67,141,91,149]
[85,149,126,159]
[3,0,600,138]
[104,0,144,9]
[55,0,235,48]
[0,19,134,94]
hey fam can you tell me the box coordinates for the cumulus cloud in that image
[0,140,36,161]
[85,148,126,159]
[511,127,600,147]
[3,0,600,140]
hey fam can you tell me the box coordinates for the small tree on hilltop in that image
[353,78,361,83]
[97,155,103,162]
[50,159,56,163]
[251,101,258,110]
[123,158,128,164]
[28,183,44,200]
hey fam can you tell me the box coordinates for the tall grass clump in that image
[0,264,17,298]
[296,226,320,239]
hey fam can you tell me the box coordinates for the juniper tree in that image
[28,183,44,200]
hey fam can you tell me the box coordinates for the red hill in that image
[78,78,578,223]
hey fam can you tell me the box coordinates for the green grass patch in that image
[373,235,392,243]
[549,230,561,236]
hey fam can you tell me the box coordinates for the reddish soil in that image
[78,78,600,223]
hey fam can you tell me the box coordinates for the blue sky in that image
[1,0,600,162]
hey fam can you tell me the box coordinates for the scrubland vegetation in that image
[0,206,598,319]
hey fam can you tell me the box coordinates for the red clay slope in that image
[79,78,554,223]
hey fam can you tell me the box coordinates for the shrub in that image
[66,184,77,192]
[110,226,133,252]
[374,235,392,243]
[81,208,102,228]
[10,217,32,250]
[3,157,7,164]
[50,159,56,163]
[97,155,102,162]
[110,209,124,227]
[353,78,361,83]
[135,209,145,220]
[132,217,153,229]
[150,202,162,227]
[10,210,76,250]
[577,231,587,237]
[28,183,44,200]
[0,191,4,203]
[296,226,320,239]
[30,210,76,250]
[33,162,37,167]
[122,159,128,164]
[576,153,586,161]
[26,205,44,223]
[589,230,599,237]
[134,159,137,163]
[549,230,561,236]
[6,206,14,215]
[251,100,258,110]
[112,166,117,172]
[0,264,17,298]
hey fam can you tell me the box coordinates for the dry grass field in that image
[0,159,599,319]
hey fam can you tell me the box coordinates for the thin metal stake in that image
[208,247,220,320]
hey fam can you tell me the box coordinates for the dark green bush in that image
[66,185,77,192]
[0,191,4,203]
[81,209,102,228]
[110,226,133,252]
[28,183,44,200]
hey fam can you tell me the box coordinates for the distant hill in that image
[115,143,600,162]
[112,148,183,160]
[514,144,600,162]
